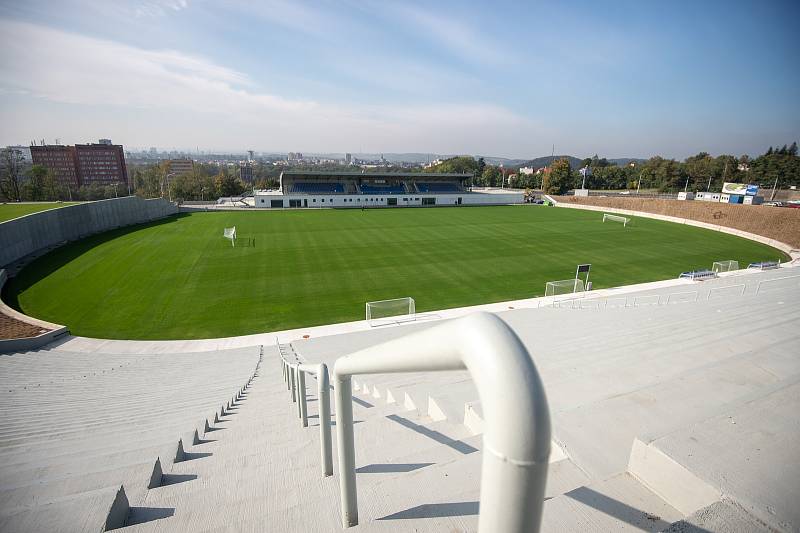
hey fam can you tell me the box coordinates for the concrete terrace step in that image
[661,499,772,533]
[633,377,800,532]
[0,484,128,533]
[0,346,259,526]
[0,459,158,512]
[541,473,682,532]
[551,338,798,480]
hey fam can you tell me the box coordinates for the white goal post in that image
[545,279,585,297]
[223,226,237,247]
[366,297,416,327]
[712,260,739,273]
[602,213,630,227]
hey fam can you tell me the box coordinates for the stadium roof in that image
[279,171,472,178]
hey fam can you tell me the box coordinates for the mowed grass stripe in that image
[0,202,83,222]
[5,206,785,340]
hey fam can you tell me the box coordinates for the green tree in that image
[542,158,573,194]
[215,168,246,197]
[481,166,501,187]
[0,148,24,202]
[429,156,478,174]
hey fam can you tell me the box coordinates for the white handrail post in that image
[298,363,334,477]
[333,312,550,532]
[335,375,358,525]
[319,364,333,476]
[298,370,308,426]
[290,366,297,402]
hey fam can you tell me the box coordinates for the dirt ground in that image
[555,196,800,249]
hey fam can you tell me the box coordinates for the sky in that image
[0,0,798,159]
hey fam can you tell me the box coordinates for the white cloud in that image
[134,0,190,18]
[0,20,534,155]
[375,2,516,68]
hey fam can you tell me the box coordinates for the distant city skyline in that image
[1,0,798,160]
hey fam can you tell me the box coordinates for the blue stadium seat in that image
[360,183,405,194]
[416,182,461,193]
[291,182,344,194]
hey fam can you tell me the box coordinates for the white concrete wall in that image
[253,191,523,208]
[0,197,177,268]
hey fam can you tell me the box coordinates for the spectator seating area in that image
[415,182,462,193]
[290,182,345,194]
[359,183,406,194]
[0,346,260,532]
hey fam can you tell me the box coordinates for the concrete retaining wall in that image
[0,269,69,353]
[0,197,177,268]
[554,196,800,251]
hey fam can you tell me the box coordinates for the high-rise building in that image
[345,153,352,164]
[5,145,32,162]
[167,159,194,175]
[239,162,254,182]
[30,145,80,187]
[31,140,128,188]
[75,142,128,186]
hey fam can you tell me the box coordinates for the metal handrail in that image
[707,284,746,300]
[755,274,800,295]
[297,362,333,476]
[666,290,699,304]
[279,346,334,477]
[332,312,551,532]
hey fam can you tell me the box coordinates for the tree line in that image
[2,143,798,202]
[428,143,800,195]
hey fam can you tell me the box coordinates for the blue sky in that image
[0,0,798,159]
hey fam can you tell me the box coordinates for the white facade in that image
[253,190,524,208]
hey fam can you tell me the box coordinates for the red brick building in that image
[29,145,79,187]
[30,140,128,188]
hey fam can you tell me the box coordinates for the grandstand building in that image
[253,171,523,208]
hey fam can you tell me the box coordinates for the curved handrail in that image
[333,312,551,532]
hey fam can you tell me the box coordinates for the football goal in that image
[366,297,416,327]
[545,279,585,297]
[223,226,237,247]
[712,260,739,273]
[602,213,630,227]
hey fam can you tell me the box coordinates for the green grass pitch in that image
[0,202,83,222]
[4,206,786,340]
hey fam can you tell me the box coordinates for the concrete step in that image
[660,499,771,533]
[632,377,800,532]
[0,459,158,511]
[0,484,128,533]
[551,342,796,480]
[541,473,682,532]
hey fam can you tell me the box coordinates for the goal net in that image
[602,213,629,227]
[712,260,739,273]
[223,226,237,247]
[545,279,585,297]
[366,297,416,327]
